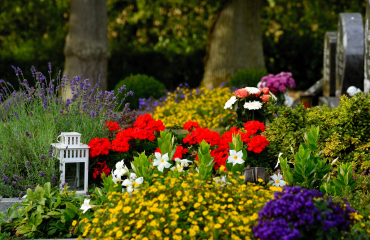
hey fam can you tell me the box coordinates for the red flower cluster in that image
[88,137,112,158]
[244,121,266,135]
[247,135,269,153]
[184,121,269,170]
[112,114,165,153]
[105,121,121,131]
[155,146,189,161]
[183,120,199,132]
[183,127,220,147]
[93,161,110,179]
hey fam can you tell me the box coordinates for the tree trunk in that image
[201,0,265,89]
[63,0,110,99]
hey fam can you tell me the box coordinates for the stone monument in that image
[364,0,370,93]
[335,13,364,97]
[323,32,337,97]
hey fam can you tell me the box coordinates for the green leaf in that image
[43,182,51,198]
[65,202,78,218]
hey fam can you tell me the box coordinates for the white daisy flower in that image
[224,96,237,109]
[227,150,244,166]
[245,87,261,94]
[152,152,172,172]
[269,173,286,187]
[244,101,262,110]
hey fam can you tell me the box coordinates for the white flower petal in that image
[122,179,132,187]
[135,177,144,185]
[162,153,169,161]
[155,152,162,161]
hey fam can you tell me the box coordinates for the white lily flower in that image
[171,161,185,172]
[112,172,121,184]
[195,167,199,173]
[152,152,172,172]
[213,175,228,187]
[122,173,144,194]
[275,153,283,169]
[331,157,338,165]
[80,199,94,214]
[174,158,193,167]
[227,150,244,166]
[114,160,129,178]
[270,173,286,187]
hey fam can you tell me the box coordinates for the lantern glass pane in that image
[64,162,85,191]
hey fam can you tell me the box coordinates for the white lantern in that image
[51,132,90,194]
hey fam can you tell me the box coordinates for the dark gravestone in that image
[335,13,364,97]
[323,32,337,97]
[365,0,370,93]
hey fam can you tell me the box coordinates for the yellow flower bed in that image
[152,87,235,129]
[81,173,280,240]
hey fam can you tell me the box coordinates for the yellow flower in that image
[72,220,77,226]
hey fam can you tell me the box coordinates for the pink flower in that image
[261,94,270,102]
[234,88,249,98]
[261,87,270,94]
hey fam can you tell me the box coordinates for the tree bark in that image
[201,0,265,89]
[63,0,110,99]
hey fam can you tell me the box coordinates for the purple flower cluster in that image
[259,72,295,94]
[253,186,357,240]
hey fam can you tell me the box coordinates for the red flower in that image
[247,135,269,153]
[210,148,228,170]
[88,138,112,158]
[105,121,121,131]
[244,121,266,136]
[183,120,199,132]
[93,161,111,179]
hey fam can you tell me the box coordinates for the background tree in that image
[63,0,110,99]
[201,0,265,89]
[0,0,366,92]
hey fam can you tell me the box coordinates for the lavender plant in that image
[0,64,135,197]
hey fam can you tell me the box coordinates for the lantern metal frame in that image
[51,132,89,194]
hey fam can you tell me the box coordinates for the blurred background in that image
[0,0,366,93]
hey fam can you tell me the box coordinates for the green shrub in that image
[265,93,370,171]
[228,68,267,88]
[115,74,166,110]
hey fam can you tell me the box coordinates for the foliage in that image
[227,68,267,89]
[321,163,357,198]
[279,126,330,189]
[253,186,359,240]
[81,173,278,239]
[152,86,235,129]
[0,66,132,197]
[261,0,366,90]
[114,74,166,110]
[265,93,370,171]
[1,0,366,92]
[0,183,89,239]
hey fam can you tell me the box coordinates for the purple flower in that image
[5,164,8,169]
[38,171,46,177]
[26,161,32,169]
[51,174,56,185]
[25,130,32,138]
[253,186,356,240]
[62,182,68,188]
[40,154,45,162]
[2,174,10,183]
[48,145,54,158]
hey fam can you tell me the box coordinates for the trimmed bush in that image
[115,74,166,110]
[228,68,267,88]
